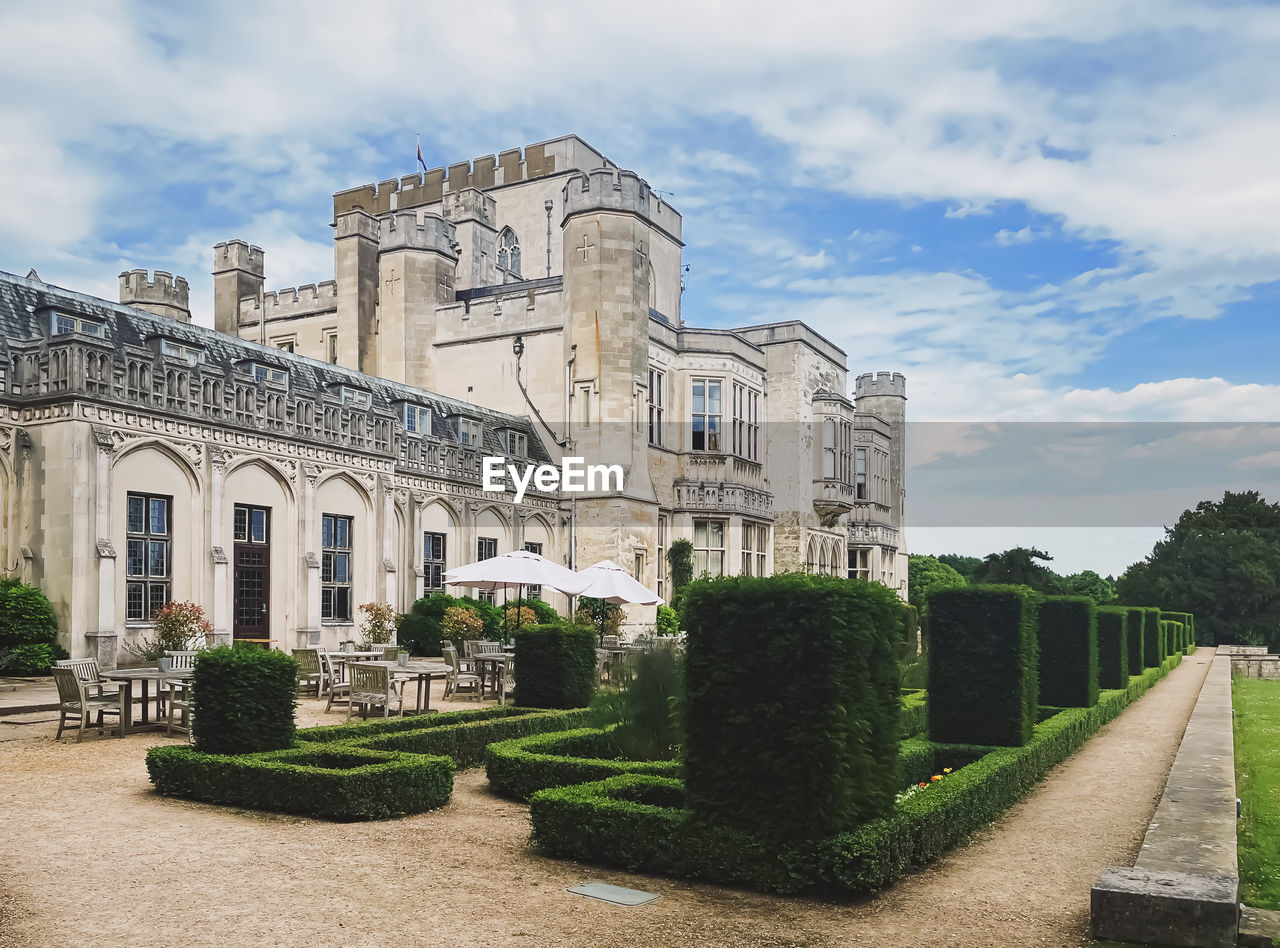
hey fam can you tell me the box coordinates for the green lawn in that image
[1234,676,1280,910]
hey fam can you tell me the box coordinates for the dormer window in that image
[251,363,289,388]
[457,418,482,447]
[503,430,527,457]
[160,339,202,365]
[403,404,432,435]
[51,312,103,337]
[338,386,370,409]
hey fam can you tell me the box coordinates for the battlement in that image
[119,269,190,322]
[378,211,458,255]
[562,167,652,220]
[332,135,610,219]
[239,281,339,323]
[212,240,264,276]
[440,188,496,226]
[854,371,907,398]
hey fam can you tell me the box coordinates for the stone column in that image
[300,463,322,641]
[410,490,426,603]
[89,427,118,669]
[381,475,397,606]
[208,447,231,646]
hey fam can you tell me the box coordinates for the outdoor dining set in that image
[49,551,668,742]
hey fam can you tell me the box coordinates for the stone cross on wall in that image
[576,235,595,262]
[384,268,400,291]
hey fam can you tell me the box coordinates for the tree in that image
[936,554,982,581]
[907,555,966,610]
[1117,490,1280,646]
[971,547,1063,593]
[1061,570,1117,604]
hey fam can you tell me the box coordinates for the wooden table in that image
[470,652,514,697]
[352,660,449,714]
[101,667,193,735]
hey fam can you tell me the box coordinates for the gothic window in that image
[848,547,871,581]
[126,492,171,621]
[497,227,521,278]
[321,513,353,622]
[692,519,725,577]
[424,532,446,591]
[691,379,722,451]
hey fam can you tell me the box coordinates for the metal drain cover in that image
[567,882,660,906]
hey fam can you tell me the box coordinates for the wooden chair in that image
[164,650,199,668]
[380,646,400,661]
[442,645,481,700]
[55,658,120,700]
[602,635,620,649]
[496,654,516,705]
[595,648,612,685]
[292,648,324,697]
[475,640,502,655]
[52,667,122,742]
[347,664,404,720]
[165,678,194,738]
[323,652,352,713]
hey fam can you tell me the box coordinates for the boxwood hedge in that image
[682,573,902,844]
[192,646,297,754]
[146,744,453,820]
[1037,596,1098,708]
[1122,607,1145,675]
[529,653,1182,895]
[486,725,681,801]
[512,624,597,709]
[1095,607,1129,690]
[928,585,1038,746]
[1141,607,1164,668]
[299,705,592,769]
[900,690,928,739]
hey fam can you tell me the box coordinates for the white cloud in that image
[994,225,1046,245]
[1236,451,1280,470]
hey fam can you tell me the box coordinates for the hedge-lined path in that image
[0,654,1213,948]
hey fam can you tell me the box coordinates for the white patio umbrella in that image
[443,549,588,639]
[573,559,664,644]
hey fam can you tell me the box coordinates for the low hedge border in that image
[299,706,592,769]
[529,654,1183,895]
[900,690,927,739]
[486,725,681,801]
[146,744,453,821]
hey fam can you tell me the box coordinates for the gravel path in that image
[0,654,1213,948]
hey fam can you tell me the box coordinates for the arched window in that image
[497,227,521,278]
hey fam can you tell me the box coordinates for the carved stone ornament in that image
[96,539,116,559]
[210,546,229,565]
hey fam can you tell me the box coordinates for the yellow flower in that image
[931,775,942,782]
[943,767,952,774]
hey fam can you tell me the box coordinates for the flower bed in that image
[529,654,1182,895]
[146,744,453,821]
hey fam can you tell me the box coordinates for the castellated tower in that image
[119,269,191,322]
[375,210,459,387]
[855,372,907,532]
[212,241,264,335]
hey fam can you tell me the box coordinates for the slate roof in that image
[0,269,550,461]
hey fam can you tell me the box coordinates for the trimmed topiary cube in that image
[512,624,596,709]
[1123,607,1145,674]
[682,574,902,843]
[191,646,298,754]
[928,585,1038,747]
[1142,607,1163,668]
[1037,596,1098,708]
[1096,607,1129,690]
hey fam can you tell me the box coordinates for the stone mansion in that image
[0,134,906,665]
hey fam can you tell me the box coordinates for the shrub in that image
[1096,607,1129,689]
[590,645,685,761]
[1036,596,1098,708]
[122,600,211,662]
[487,726,682,800]
[453,595,504,639]
[0,580,63,673]
[526,598,562,625]
[512,624,597,709]
[146,744,452,820]
[396,596,445,656]
[357,601,398,649]
[667,540,693,593]
[1123,606,1145,672]
[1141,607,1164,668]
[655,604,679,637]
[928,585,1038,746]
[529,653,1182,895]
[682,573,902,844]
[574,597,624,644]
[191,646,297,755]
[900,690,928,738]
[441,605,485,653]
[502,604,540,636]
[899,603,921,660]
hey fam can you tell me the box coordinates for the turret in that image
[212,240,264,336]
[119,269,191,323]
[854,372,907,531]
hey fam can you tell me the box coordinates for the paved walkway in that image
[0,653,1214,948]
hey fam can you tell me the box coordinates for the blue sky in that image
[2,0,1278,575]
